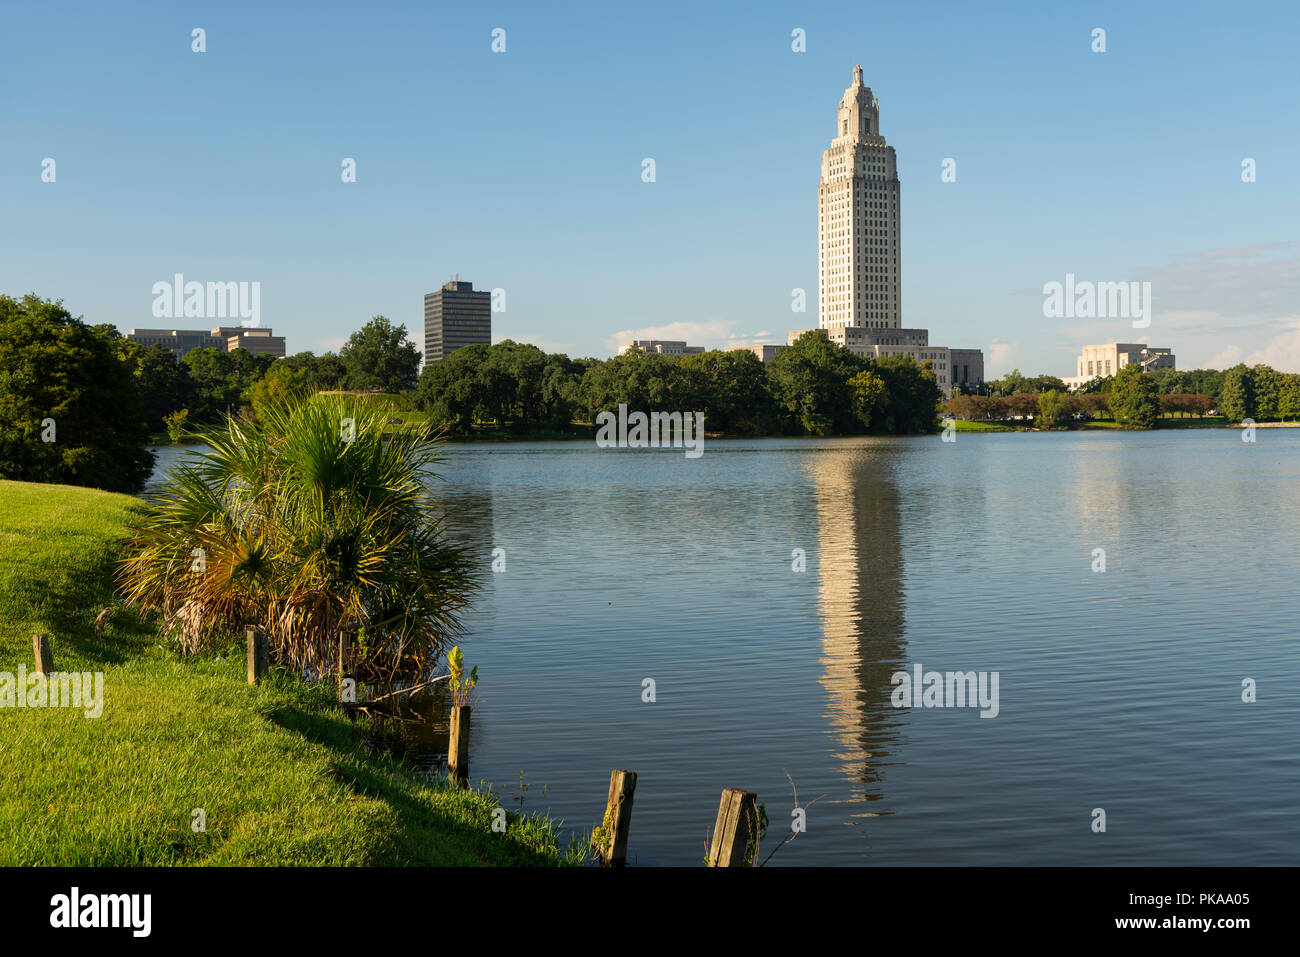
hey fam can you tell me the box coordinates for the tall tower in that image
[424,279,491,363]
[818,66,901,331]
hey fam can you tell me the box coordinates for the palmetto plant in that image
[119,394,478,681]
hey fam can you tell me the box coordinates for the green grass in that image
[0,479,582,866]
[953,419,1015,432]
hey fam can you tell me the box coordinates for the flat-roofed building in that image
[1073,342,1175,384]
[949,348,985,391]
[425,279,491,363]
[748,344,786,363]
[618,339,705,356]
[126,325,286,360]
[226,328,286,357]
[127,328,228,360]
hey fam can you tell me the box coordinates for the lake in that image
[147,429,1300,865]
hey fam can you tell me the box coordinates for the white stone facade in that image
[819,65,901,332]
[619,340,705,356]
[1073,343,1175,383]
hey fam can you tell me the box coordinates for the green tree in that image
[0,294,155,493]
[679,349,776,434]
[283,350,347,390]
[765,331,867,434]
[249,363,313,421]
[868,356,943,434]
[116,339,198,432]
[1217,364,1255,423]
[1251,365,1281,420]
[848,370,886,430]
[416,344,487,432]
[1277,374,1300,422]
[1108,365,1160,429]
[163,409,190,443]
[340,316,421,393]
[1036,389,1073,429]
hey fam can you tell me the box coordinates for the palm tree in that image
[119,394,477,681]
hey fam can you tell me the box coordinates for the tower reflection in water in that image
[808,442,907,819]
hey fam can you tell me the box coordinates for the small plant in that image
[592,805,614,864]
[447,645,478,707]
[507,770,547,811]
[163,408,189,444]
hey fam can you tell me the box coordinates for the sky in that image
[3,0,1299,378]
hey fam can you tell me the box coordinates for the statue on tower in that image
[853,65,863,86]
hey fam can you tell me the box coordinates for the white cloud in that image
[603,319,778,355]
[1205,317,1300,371]
[987,340,1018,377]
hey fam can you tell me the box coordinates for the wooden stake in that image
[246,627,268,685]
[598,770,637,866]
[32,634,53,676]
[448,705,471,785]
[708,788,758,867]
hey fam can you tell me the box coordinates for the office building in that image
[424,279,491,363]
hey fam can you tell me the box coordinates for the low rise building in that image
[126,326,285,360]
[788,326,974,395]
[619,339,705,356]
[949,348,985,391]
[1065,342,1175,389]
[747,344,786,363]
[226,328,287,357]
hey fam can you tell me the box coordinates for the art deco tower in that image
[818,66,901,331]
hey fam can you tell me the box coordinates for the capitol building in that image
[759,66,984,395]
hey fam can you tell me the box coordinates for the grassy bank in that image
[0,480,580,866]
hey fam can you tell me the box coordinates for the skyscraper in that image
[788,66,984,395]
[818,65,901,332]
[424,279,491,363]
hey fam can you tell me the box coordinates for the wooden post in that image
[32,634,53,676]
[246,627,268,685]
[337,631,347,682]
[448,705,471,785]
[707,788,758,867]
[598,770,637,866]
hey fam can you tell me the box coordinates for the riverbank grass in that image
[0,479,579,866]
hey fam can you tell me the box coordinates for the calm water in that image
[148,430,1300,865]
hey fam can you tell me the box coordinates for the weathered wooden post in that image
[597,769,637,866]
[707,788,758,867]
[32,634,54,676]
[448,705,471,785]
[246,627,268,685]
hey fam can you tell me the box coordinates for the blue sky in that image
[3,0,1298,376]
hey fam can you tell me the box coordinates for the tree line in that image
[415,331,944,437]
[0,294,422,493]
[948,363,1300,429]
